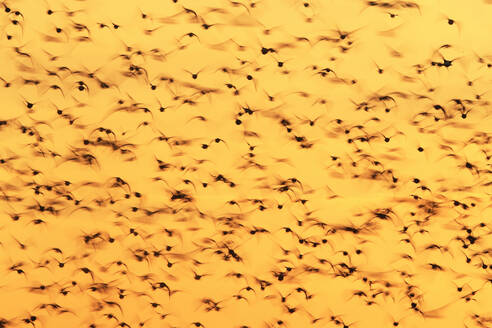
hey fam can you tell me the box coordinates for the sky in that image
[0,0,491,327]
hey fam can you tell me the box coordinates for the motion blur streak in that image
[0,0,491,327]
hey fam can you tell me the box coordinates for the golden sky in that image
[0,0,491,327]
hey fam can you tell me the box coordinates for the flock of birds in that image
[0,0,491,327]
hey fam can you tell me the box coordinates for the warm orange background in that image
[0,0,491,327]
